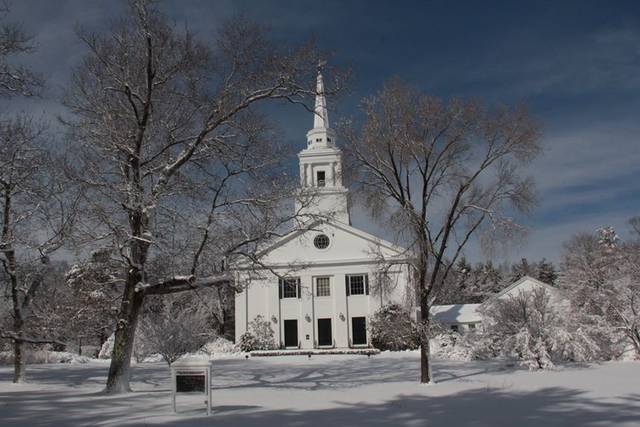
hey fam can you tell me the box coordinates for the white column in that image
[331,162,337,186]
[328,162,335,187]
[300,163,306,187]
[303,164,310,186]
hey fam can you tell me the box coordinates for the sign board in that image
[170,359,212,415]
[176,373,205,393]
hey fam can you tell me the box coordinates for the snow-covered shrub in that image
[239,315,276,351]
[479,287,602,369]
[430,332,475,361]
[98,331,148,361]
[0,349,91,364]
[98,334,115,359]
[140,302,216,364]
[239,332,258,352]
[200,337,238,356]
[369,304,419,351]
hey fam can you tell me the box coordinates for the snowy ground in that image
[1,352,639,427]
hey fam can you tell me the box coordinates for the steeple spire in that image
[313,69,329,129]
[306,63,336,149]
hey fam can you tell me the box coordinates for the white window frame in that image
[279,277,299,299]
[316,277,331,297]
[347,274,366,295]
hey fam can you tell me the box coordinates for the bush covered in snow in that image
[98,331,148,362]
[478,288,602,369]
[369,304,420,351]
[199,337,239,356]
[0,349,92,365]
[430,332,475,361]
[139,301,216,365]
[239,315,276,352]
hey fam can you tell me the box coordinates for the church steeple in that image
[313,70,329,129]
[306,67,337,150]
[296,65,350,224]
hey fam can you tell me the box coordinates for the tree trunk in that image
[417,253,433,384]
[13,338,25,383]
[420,337,431,383]
[104,271,146,394]
[419,299,433,383]
[631,327,640,358]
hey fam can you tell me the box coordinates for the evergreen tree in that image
[537,258,558,285]
[509,258,535,282]
[477,261,504,296]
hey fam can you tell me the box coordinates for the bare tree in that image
[0,5,75,383]
[341,80,541,383]
[0,117,76,383]
[62,0,335,393]
[0,2,42,98]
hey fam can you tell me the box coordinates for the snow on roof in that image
[492,275,556,300]
[430,304,482,324]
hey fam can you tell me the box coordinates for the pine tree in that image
[509,258,535,282]
[537,258,558,285]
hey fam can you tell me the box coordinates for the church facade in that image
[234,70,411,350]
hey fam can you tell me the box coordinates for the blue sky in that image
[9,0,640,263]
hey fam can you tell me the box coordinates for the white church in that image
[234,70,412,350]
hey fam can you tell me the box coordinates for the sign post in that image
[170,359,212,415]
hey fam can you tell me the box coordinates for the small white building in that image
[430,304,482,333]
[431,277,562,333]
[234,69,411,350]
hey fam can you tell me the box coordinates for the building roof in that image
[491,275,556,300]
[430,304,482,324]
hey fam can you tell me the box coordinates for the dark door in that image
[284,319,298,348]
[352,317,367,345]
[317,319,332,346]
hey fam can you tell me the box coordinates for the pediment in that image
[256,220,408,268]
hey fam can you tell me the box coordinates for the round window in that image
[314,234,330,249]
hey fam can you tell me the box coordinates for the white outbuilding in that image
[430,304,482,333]
[234,69,411,350]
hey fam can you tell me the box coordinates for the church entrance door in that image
[317,318,332,347]
[284,319,298,348]
[351,317,367,346]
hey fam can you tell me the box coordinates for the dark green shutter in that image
[297,279,301,299]
[278,279,282,299]
[365,275,370,295]
[345,275,350,296]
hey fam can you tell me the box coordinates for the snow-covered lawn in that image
[1,352,639,426]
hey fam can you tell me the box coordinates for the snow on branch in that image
[137,272,233,295]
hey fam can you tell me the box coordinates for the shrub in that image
[240,315,276,351]
[479,288,602,369]
[369,304,419,351]
[139,299,216,364]
[239,332,258,352]
[430,331,475,361]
